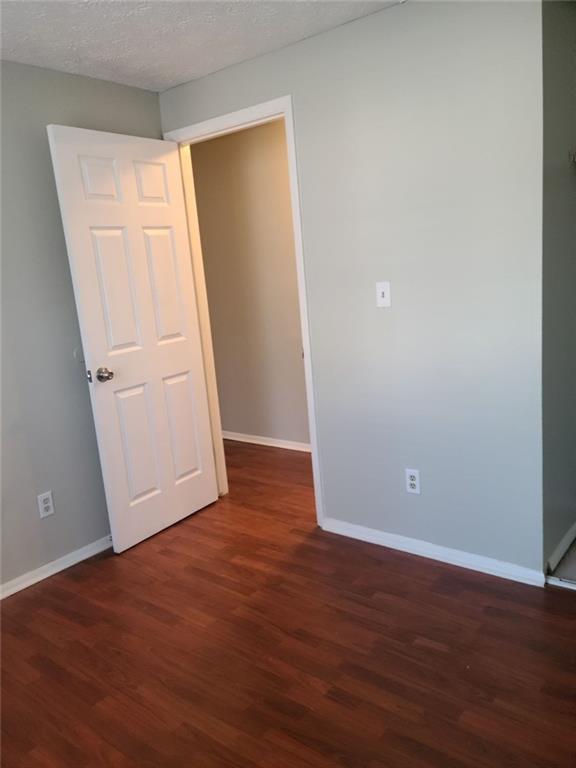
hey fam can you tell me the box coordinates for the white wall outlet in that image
[376,281,391,308]
[37,490,55,518]
[405,469,420,495]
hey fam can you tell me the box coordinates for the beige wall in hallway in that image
[542,0,576,565]
[191,121,309,444]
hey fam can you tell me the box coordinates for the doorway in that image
[169,97,324,525]
[191,119,309,450]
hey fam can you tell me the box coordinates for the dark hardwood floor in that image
[2,440,576,767]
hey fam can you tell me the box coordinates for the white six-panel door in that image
[48,125,218,552]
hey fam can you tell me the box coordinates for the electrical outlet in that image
[405,469,420,495]
[37,491,55,518]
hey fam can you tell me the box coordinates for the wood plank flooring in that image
[2,440,576,767]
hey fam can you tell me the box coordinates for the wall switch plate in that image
[376,281,391,307]
[405,469,420,495]
[37,491,55,518]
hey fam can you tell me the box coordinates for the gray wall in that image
[191,121,309,444]
[542,1,576,565]
[1,62,161,584]
[161,1,544,569]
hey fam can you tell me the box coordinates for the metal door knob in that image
[96,367,114,383]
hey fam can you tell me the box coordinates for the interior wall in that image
[542,1,576,566]
[191,121,309,445]
[1,61,162,585]
[161,1,544,570]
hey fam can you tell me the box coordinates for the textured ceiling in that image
[0,0,398,92]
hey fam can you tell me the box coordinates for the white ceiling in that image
[0,0,397,92]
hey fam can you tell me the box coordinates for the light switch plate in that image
[376,281,391,307]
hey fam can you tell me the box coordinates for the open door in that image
[48,125,217,553]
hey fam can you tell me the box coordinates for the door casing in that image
[165,95,325,526]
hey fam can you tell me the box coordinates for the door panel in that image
[144,227,186,342]
[48,125,218,552]
[92,227,141,352]
[115,383,161,504]
[163,371,202,483]
[79,156,121,200]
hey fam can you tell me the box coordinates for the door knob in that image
[96,366,114,383]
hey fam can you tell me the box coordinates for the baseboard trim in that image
[222,431,311,452]
[321,518,545,588]
[1,535,112,599]
[546,519,576,573]
[546,575,576,591]
[546,575,576,592]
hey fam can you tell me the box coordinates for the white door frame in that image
[164,95,325,525]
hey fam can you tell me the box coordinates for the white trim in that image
[321,518,545,588]
[164,95,326,526]
[178,144,228,496]
[546,518,576,573]
[164,98,289,145]
[222,431,311,452]
[0,535,112,600]
[546,576,576,592]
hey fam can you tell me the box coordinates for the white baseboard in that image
[321,518,545,588]
[546,575,576,592]
[0,535,112,600]
[222,431,311,453]
[546,519,576,573]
